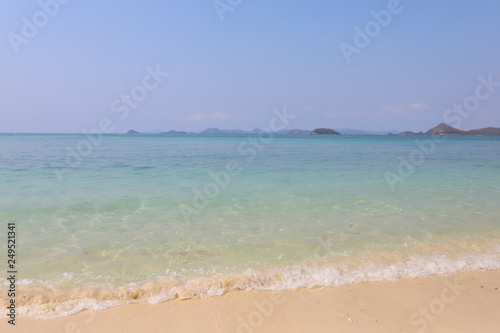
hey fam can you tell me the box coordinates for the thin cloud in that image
[185,112,230,121]
[379,104,429,114]
[379,105,406,114]
[408,103,429,109]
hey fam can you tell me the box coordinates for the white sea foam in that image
[2,239,500,319]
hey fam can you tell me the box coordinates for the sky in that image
[1,0,499,133]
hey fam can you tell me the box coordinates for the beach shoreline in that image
[5,270,500,333]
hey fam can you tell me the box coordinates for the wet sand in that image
[5,270,500,333]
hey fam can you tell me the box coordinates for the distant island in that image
[126,123,500,136]
[311,128,340,135]
[287,130,309,135]
[399,131,425,136]
[127,129,189,135]
[399,123,500,136]
[201,128,264,135]
[161,130,187,134]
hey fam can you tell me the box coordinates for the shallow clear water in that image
[1,133,499,318]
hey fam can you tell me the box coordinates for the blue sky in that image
[1,0,499,133]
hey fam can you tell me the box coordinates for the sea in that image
[1,133,499,318]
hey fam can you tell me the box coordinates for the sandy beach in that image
[5,270,499,333]
[4,0,500,332]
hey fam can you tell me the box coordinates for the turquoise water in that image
[1,134,500,318]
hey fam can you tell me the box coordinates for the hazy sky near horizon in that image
[1,1,499,133]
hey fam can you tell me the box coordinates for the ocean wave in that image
[2,238,500,319]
